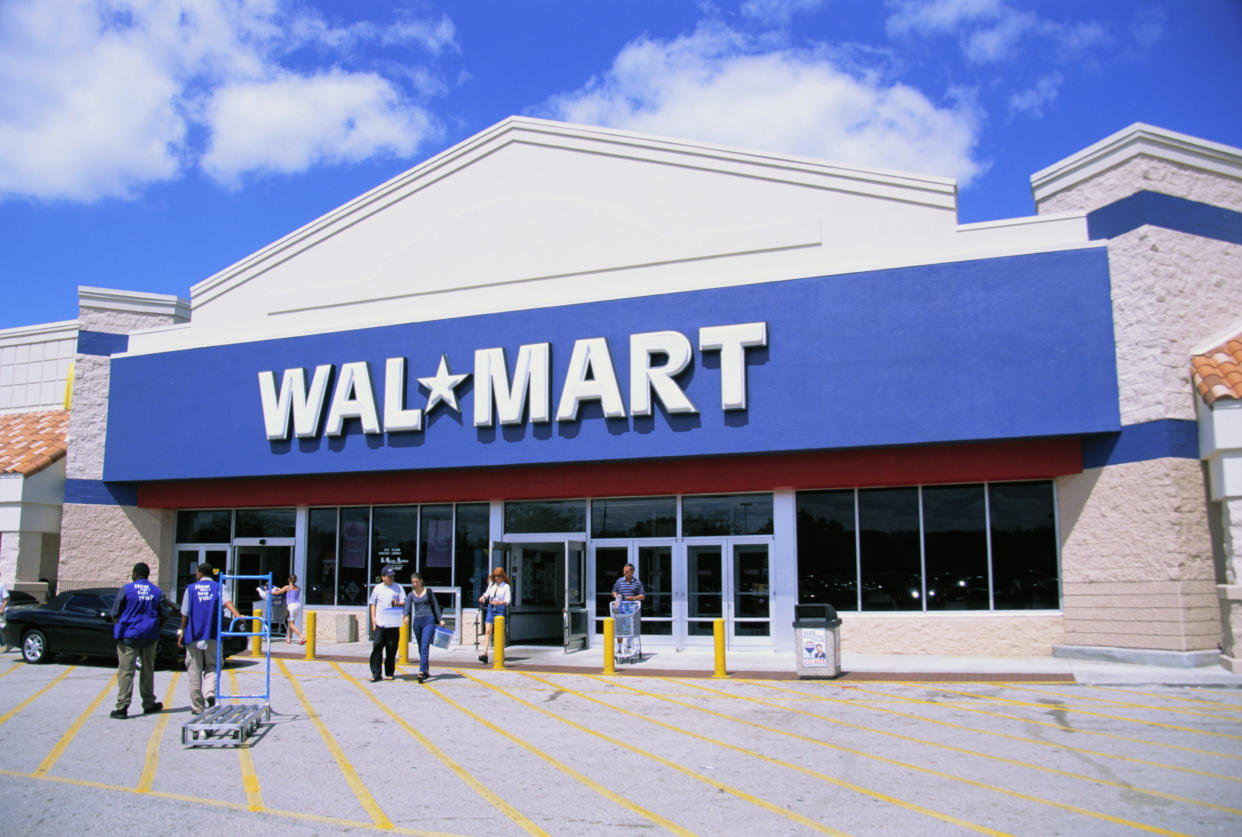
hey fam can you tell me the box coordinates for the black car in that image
[4,588,245,667]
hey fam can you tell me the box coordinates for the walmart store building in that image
[6,118,1242,666]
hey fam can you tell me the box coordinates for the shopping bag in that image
[432,626,452,650]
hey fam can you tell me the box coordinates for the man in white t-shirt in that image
[368,566,404,682]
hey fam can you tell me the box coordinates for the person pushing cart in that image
[611,563,644,662]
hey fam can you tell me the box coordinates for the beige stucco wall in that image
[1037,156,1242,216]
[59,300,187,587]
[839,613,1064,656]
[1057,459,1218,651]
[58,502,175,588]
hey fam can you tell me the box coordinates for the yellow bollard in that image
[603,617,616,674]
[304,611,316,660]
[399,620,411,665]
[252,607,263,657]
[493,614,505,669]
[711,617,728,678]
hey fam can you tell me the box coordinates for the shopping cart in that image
[610,599,642,664]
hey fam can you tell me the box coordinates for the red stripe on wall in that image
[136,438,1081,508]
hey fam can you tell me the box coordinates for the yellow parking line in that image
[1,661,22,678]
[753,680,1242,787]
[524,670,982,836]
[996,684,1242,721]
[436,669,696,836]
[0,666,74,725]
[842,682,1242,762]
[34,674,117,777]
[339,663,549,837]
[651,676,1190,837]
[136,672,181,792]
[1082,684,1242,710]
[898,683,1242,742]
[277,658,394,830]
[482,669,850,836]
[228,668,264,811]
[0,767,469,836]
[704,679,1242,817]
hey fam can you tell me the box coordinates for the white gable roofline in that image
[1031,122,1242,205]
[78,286,190,320]
[188,116,959,310]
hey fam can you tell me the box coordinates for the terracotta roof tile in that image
[1193,336,1242,406]
[0,410,70,476]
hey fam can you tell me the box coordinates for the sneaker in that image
[417,672,428,683]
[142,702,163,714]
[110,709,128,720]
[478,655,487,664]
[206,696,216,708]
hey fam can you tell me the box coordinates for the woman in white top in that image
[477,567,511,664]
[272,575,305,644]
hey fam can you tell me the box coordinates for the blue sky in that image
[2,0,1239,330]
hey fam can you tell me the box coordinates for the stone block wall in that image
[839,613,1064,656]
[1057,459,1219,651]
[58,503,175,588]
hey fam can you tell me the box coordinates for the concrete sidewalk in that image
[257,638,1242,686]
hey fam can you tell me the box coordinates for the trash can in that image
[793,604,842,678]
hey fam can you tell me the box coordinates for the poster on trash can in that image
[801,628,829,667]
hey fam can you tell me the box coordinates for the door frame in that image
[680,535,775,649]
[589,540,676,647]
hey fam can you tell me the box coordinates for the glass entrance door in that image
[174,547,228,602]
[684,540,772,647]
[592,543,674,641]
[564,541,588,652]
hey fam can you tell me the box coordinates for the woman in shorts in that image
[477,567,510,664]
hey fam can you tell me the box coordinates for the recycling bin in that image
[793,604,842,678]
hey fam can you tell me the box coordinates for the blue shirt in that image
[181,578,224,643]
[611,576,645,599]
[111,579,163,645]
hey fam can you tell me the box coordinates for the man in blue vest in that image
[109,562,167,719]
[178,562,241,714]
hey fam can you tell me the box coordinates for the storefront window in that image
[859,488,922,611]
[923,485,989,611]
[419,504,454,587]
[682,493,773,536]
[795,490,857,611]
[372,506,418,585]
[337,507,370,606]
[454,504,490,609]
[989,482,1059,609]
[590,497,677,538]
[504,500,586,533]
[176,510,231,543]
[235,507,295,538]
[796,481,1060,612]
[306,508,337,606]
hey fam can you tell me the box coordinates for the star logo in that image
[418,354,470,414]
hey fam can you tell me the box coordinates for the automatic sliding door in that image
[638,545,672,636]
[687,545,723,638]
[732,544,771,639]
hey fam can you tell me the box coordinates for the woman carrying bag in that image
[403,573,445,682]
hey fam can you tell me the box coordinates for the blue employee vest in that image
[113,580,163,644]
[184,578,223,643]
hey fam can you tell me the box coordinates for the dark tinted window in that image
[504,500,586,533]
[455,503,491,609]
[419,505,453,587]
[682,493,773,536]
[372,506,418,584]
[64,594,107,615]
[338,507,370,605]
[591,497,677,538]
[235,508,295,538]
[858,488,921,611]
[990,482,1059,609]
[176,510,231,543]
[923,485,989,611]
[796,490,857,611]
[306,508,337,606]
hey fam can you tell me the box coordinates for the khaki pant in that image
[184,641,219,714]
[115,642,157,711]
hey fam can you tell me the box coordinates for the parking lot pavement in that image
[3,654,1242,836]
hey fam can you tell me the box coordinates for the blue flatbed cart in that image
[182,572,273,747]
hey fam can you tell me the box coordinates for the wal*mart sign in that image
[258,322,767,441]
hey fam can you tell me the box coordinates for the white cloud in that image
[886,0,1106,64]
[0,0,451,202]
[202,71,433,186]
[1008,72,1061,117]
[544,24,985,185]
[740,0,829,26]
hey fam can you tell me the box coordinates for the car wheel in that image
[22,629,51,664]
